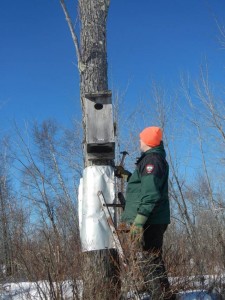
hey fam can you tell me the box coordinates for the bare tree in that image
[60,1,119,299]
[0,140,15,278]
[0,176,12,277]
[4,120,83,299]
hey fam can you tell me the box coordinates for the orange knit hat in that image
[139,126,163,147]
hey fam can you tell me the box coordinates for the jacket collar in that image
[136,142,166,164]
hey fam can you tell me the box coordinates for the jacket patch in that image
[146,164,154,174]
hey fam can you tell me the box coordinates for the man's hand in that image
[114,166,131,181]
[130,224,143,242]
[130,214,148,243]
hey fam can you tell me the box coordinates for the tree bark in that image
[60,0,118,299]
[78,1,119,298]
[79,0,109,99]
[60,0,119,297]
[0,177,12,276]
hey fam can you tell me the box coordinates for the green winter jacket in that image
[121,142,170,225]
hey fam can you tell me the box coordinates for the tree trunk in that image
[0,177,12,277]
[78,1,119,299]
[79,0,112,165]
[79,0,109,95]
[60,0,119,297]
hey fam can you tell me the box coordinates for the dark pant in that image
[139,224,171,299]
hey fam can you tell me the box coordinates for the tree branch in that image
[60,0,85,73]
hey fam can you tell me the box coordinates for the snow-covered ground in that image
[1,281,82,300]
[1,275,224,299]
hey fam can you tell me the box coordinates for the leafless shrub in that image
[0,120,83,299]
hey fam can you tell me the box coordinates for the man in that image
[116,126,174,300]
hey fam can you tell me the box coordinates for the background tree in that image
[0,140,15,278]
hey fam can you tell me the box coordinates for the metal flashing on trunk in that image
[78,165,115,251]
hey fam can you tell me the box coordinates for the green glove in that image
[130,224,144,242]
[134,214,148,226]
[130,214,148,242]
[114,166,131,181]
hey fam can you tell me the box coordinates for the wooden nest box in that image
[84,91,115,160]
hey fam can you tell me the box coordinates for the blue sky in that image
[0,0,225,135]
